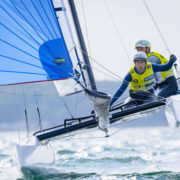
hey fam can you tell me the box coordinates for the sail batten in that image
[0,0,85,87]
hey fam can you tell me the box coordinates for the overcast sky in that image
[62,0,180,82]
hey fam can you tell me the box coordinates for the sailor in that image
[110,52,177,109]
[135,40,178,98]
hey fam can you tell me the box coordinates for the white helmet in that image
[133,52,147,62]
[135,40,151,49]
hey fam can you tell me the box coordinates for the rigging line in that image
[55,64,83,94]
[48,0,63,32]
[50,0,76,63]
[59,0,75,44]
[54,81,85,117]
[76,46,161,98]
[109,113,159,137]
[54,108,157,141]
[49,0,72,56]
[76,46,123,81]
[34,0,58,41]
[29,96,60,134]
[56,77,74,94]
[14,86,21,142]
[81,0,92,60]
[0,101,20,125]
[70,114,152,140]
[61,128,104,140]
[1,93,97,141]
[58,0,79,51]
[0,78,83,96]
[40,96,59,120]
[93,67,121,81]
[28,80,84,132]
[74,65,78,116]
[32,83,43,131]
[66,124,125,140]
[142,0,180,79]
[142,0,171,55]
[62,97,73,118]
[22,86,30,138]
[112,96,130,106]
[103,0,132,65]
[75,85,78,117]
[59,1,87,87]
[111,93,165,108]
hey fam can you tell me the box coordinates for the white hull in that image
[110,94,180,129]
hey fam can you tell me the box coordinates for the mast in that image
[68,0,97,91]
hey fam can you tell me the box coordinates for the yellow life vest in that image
[129,62,155,91]
[147,51,174,82]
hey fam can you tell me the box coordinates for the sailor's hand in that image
[91,110,95,114]
[154,83,161,90]
[169,54,177,64]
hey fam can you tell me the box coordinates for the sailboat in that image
[0,0,180,168]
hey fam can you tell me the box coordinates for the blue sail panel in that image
[0,0,75,85]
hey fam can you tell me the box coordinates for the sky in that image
[62,0,180,82]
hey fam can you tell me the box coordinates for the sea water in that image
[0,127,180,180]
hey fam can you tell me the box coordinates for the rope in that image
[142,0,171,55]
[14,86,21,143]
[103,0,132,65]
[22,86,30,138]
[81,0,92,60]
[32,83,43,131]
[62,97,73,118]
[143,0,180,83]
[76,46,164,99]
[93,67,120,81]
[76,46,123,81]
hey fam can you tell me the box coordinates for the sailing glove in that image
[169,54,177,64]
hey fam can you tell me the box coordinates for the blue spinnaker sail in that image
[0,0,75,85]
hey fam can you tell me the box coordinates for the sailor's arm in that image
[110,73,132,107]
[148,55,162,83]
[152,54,177,72]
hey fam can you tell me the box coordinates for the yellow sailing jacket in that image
[147,51,174,82]
[129,62,155,91]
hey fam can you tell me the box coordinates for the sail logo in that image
[133,79,138,84]
[54,58,65,67]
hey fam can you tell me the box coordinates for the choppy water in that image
[0,127,180,180]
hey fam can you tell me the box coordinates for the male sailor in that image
[135,40,178,98]
[110,52,177,109]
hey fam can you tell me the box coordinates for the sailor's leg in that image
[158,76,178,98]
[142,93,157,104]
